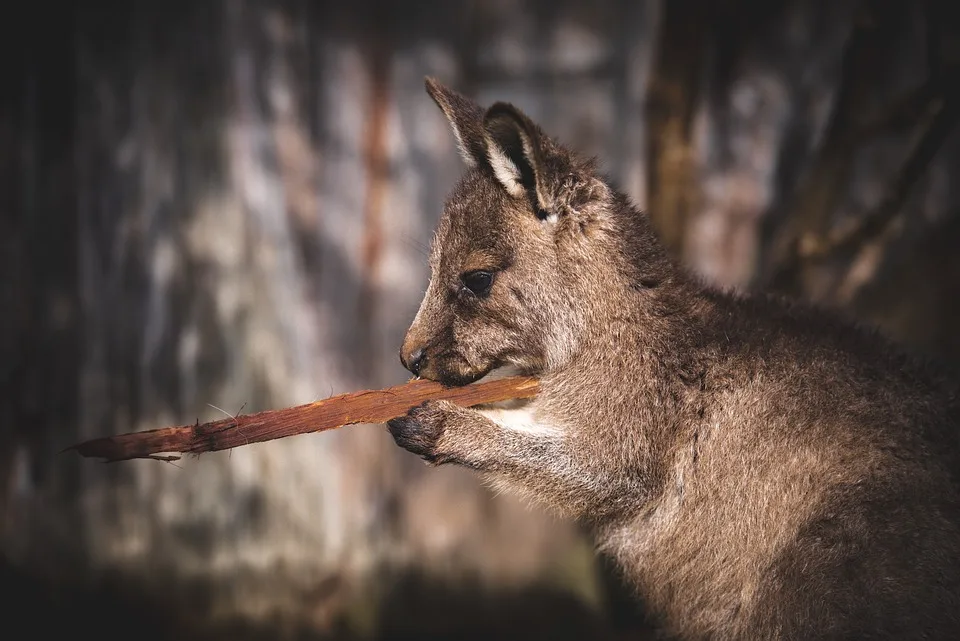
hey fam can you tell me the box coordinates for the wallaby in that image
[387,78,960,640]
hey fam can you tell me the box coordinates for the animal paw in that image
[387,400,456,464]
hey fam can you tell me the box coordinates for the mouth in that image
[475,363,531,381]
[417,352,537,388]
[431,367,492,387]
[419,357,499,387]
[426,358,541,387]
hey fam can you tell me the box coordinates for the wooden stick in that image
[65,376,540,463]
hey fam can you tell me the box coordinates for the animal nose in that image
[401,347,427,376]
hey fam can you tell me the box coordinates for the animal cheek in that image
[447,327,476,359]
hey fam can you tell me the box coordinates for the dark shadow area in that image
[370,566,657,641]
[1,556,655,641]
[2,558,179,641]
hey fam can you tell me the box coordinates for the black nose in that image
[402,348,426,376]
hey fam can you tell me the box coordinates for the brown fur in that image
[387,78,960,640]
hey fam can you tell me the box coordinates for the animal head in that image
[400,78,669,386]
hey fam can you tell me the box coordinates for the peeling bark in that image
[67,376,539,462]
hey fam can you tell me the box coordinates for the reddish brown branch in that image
[66,376,540,463]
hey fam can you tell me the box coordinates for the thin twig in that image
[65,376,541,463]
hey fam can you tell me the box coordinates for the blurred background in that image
[3,0,960,639]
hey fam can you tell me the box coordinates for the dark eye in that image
[462,270,494,297]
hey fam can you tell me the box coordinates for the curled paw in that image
[386,400,455,464]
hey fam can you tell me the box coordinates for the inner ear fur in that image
[482,103,549,208]
[424,78,560,218]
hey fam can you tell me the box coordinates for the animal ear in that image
[425,77,487,168]
[482,102,553,217]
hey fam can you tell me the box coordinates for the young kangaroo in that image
[387,78,960,640]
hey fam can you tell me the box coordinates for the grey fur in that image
[388,78,960,640]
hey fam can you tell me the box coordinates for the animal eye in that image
[462,270,494,296]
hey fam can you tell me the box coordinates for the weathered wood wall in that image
[3,0,959,638]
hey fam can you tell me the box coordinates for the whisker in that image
[400,233,431,257]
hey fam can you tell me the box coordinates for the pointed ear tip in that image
[424,76,447,99]
[483,103,538,139]
[484,101,527,124]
